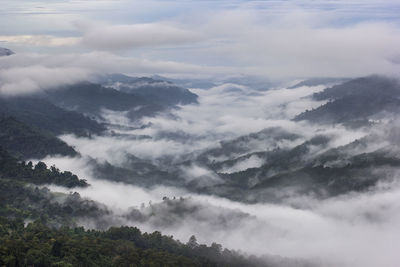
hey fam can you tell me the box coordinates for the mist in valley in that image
[35,79,400,267]
[2,1,400,266]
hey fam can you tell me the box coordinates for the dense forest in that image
[0,147,87,188]
[0,116,77,159]
[0,62,268,266]
[0,97,104,136]
[0,218,266,267]
[0,145,266,266]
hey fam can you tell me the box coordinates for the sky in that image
[1,0,400,85]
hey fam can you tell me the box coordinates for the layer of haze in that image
[37,81,396,267]
[3,1,400,266]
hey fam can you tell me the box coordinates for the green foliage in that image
[0,116,77,159]
[116,76,198,106]
[0,217,264,267]
[0,147,88,188]
[0,177,105,228]
[45,80,198,120]
[0,96,104,136]
[0,148,263,266]
[295,75,400,124]
[46,82,152,114]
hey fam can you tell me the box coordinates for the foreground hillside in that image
[0,219,265,267]
[0,146,267,267]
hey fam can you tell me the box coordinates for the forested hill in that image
[0,218,267,267]
[294,75,400,125]
[100,74,199,106]
[0,96,104,136]
[44,79,198,120]
[0,147,87,188]
[0,146,266,266]
[0,116,77,159]
[45,82,151,114]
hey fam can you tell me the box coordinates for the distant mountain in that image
[294,76,400,124]
[46,82,152,114]
[220,75,277,91]
[152,74,217,89]
[119,77,198,106]
[248,150,400,202]
[0,47,14,56]
[184,131,400,203]
[313,75,400,100]
[216,135,332,188]
[46,77,198,120]
[101,74,198,105]
[152,75,277,91]
[0,96,104,136]
[0,116,77,159]
[195,127,301,166]
[288,77,349,89]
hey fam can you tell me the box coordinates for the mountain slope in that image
[46,82,151,114]
[248,150,400,202]
[294,76,400,124]
[45,78,198,120]
[313,75,400,100]
[101,74,198,106]
[0,47,14,56]
[0,147,265,266]
[45,82,175,120]
[0,146,87,188]
[288,77,348,89]
[0,116,77,159]
[0,96,104,136]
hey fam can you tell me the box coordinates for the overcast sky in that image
[1,0,400,80]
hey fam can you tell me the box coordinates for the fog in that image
[58,83,366,164]
[44,157,400,267]
[32,79,400,267]
[3,1,400,265]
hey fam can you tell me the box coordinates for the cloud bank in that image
[45,154,400,267]
[79,22,202,50]
[29,75,399,267]
[2,4,400,86]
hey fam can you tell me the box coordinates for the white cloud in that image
[0,64,89,96]
[0,35,80,47]
[0,51,235,96]
[196,9,400,78]
[220,155,264,174]
[78,22,202,50]
[2,5,400,80]
[45,154,400,267]
[30,73,397,267]
[1,1,400,80]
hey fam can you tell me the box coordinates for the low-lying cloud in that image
[31,76,400,267]
[0,64,89,96]
[45,154,400,267]
[0,52,234,96]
